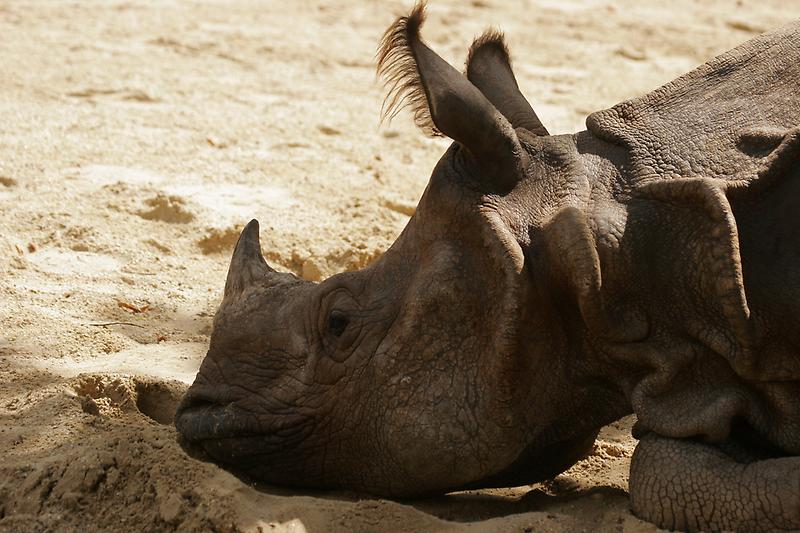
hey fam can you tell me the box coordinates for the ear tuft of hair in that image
[376,1,441,137]
[465,28,512,76]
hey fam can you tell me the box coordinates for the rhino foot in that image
[629,432,800,532]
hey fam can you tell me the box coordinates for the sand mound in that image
[0,373,240,532]
[197,226,242,255]
[137,194,195,224]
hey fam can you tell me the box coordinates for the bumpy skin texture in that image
[176,5,800,532]
[584,20,800,532]
[630,434,800,532]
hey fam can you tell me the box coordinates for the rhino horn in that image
[224,219,275,297]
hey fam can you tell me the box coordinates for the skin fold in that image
[176,3,800,531]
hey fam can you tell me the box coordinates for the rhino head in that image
[176,3,620,496]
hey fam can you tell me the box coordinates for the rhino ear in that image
[377,2,527,190]
[465,30,549,136]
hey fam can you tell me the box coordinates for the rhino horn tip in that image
[234,220,264,259]
[245,218,259,232]
[225,219,272,296]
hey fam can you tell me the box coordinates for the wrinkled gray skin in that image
[176,5,800,532]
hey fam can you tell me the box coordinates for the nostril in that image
[183,398,224,414]
[176,387,234,417]
[178,396,214,415]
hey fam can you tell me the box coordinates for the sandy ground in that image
[0,0,794,531]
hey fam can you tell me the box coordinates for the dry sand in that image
[0,0,793,531]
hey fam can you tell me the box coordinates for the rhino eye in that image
[327,309,349,337]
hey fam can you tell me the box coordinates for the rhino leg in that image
[629,433,800,532]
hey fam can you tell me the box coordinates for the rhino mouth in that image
[175,388,237,438]
[175,389,312,464]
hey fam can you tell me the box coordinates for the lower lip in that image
[175,402,237,440]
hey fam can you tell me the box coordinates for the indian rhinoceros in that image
[175,3,800,531]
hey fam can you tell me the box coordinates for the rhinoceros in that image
[176,3,800,531]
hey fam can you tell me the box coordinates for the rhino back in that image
[586,20,800,186]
